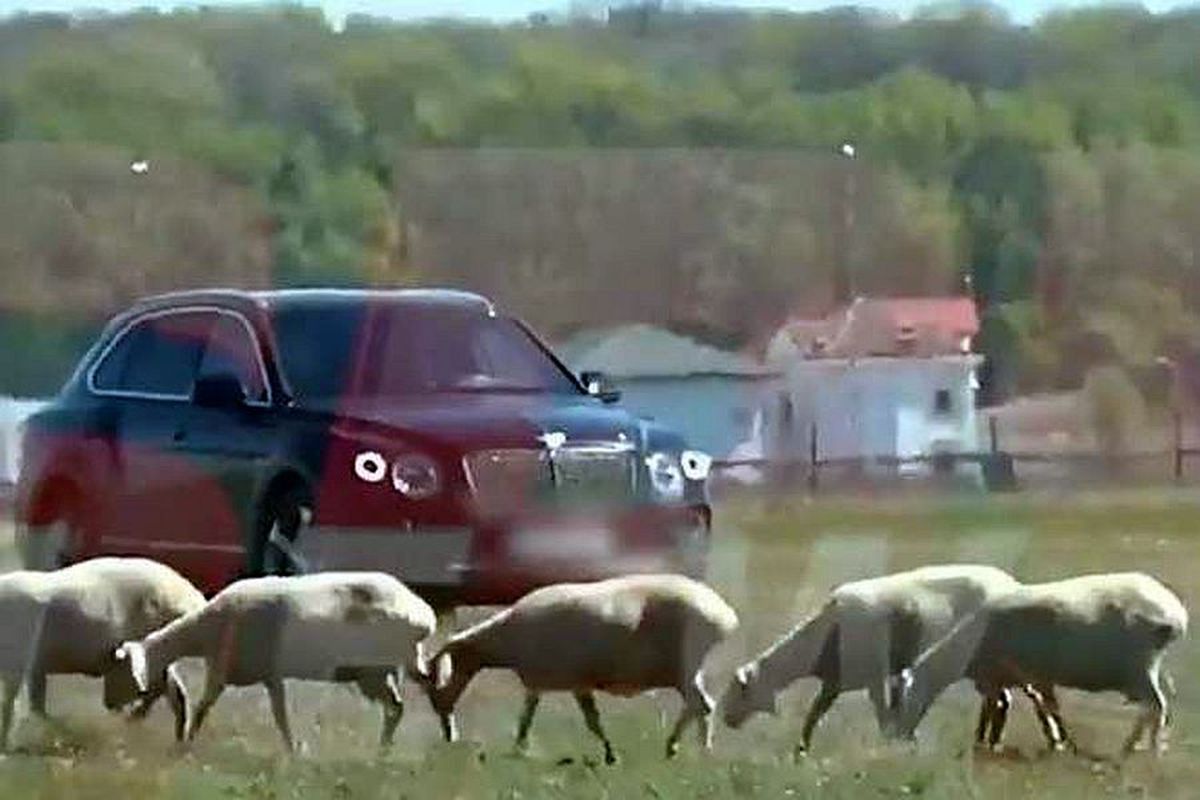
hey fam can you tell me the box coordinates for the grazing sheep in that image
[720,564,1051,757]
[423,574,738,764]
[891,572,1188,756]
[0,557,205,749]
[115,572,436,752]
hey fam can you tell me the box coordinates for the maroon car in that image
[16,289,713,606]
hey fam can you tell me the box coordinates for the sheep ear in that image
[735,665,753,687]
[117,641,149,693]
[434,653,453,691]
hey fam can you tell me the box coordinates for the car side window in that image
[92,311,212,397]
[196,313,269,403]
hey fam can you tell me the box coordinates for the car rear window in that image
[92,311,212,397]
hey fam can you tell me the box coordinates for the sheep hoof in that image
[604,750,618,766]
[791,745,808,763]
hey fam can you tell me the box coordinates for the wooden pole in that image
[1174,409,1183,481]
[808,420,819,492]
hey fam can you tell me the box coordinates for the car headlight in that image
[391,453,441,500]
[354,451,388,483]
[645,451,684,502]
[680,450,712,482]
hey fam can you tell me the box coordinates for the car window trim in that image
[86,305,273,407]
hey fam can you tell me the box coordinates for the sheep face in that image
[721,665,778,728]
[102,666,142,710]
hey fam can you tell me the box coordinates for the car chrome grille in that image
[463,443,636,517]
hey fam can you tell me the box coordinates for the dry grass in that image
[1,487,1199,798]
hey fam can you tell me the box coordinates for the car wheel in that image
[254,484,313,577]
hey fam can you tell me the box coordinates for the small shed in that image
[557,324,779,459]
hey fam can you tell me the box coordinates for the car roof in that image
[129,287,497,316]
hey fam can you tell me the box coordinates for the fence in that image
[711,414,1200,493]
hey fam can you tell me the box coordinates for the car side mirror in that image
[192,372,247,409]
[580,370,621,404]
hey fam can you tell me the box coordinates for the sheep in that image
[0,557,205,749]
[114,571,436,752]
[890,572,1188,756]
[422,574,739,764]
[719,563,1053,757]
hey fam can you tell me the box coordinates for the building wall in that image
[611,375,776,459]
[768,358,980,465]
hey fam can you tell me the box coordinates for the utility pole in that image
[833,141,857,307]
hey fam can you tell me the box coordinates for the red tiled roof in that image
[774,296,979,360]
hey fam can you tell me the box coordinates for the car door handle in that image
[172,429,187,443]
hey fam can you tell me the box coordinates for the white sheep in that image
[0,557,205,749]
[114,571,436,752]
[891,572,1188,756]
[719,564,1052,756]
[423,574,739,764]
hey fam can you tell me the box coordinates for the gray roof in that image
[557,324,773,379]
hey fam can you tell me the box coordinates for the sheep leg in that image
[164,665,190,743]
[693,673,717,752]
[186,668,226,744]
[0,676,18,751]
[1023,684,1070,752]
[355,669,405,750]
[868,680,899,739]
[798,681,840,758]
[515,690,540,752]
[1149,669,1170,755]
[665,672,715,758]
[1123,670,1168,757]
[986,689,1011,750]
[574,691,616,765]
[265,679,296,753]
[27,670,47,718]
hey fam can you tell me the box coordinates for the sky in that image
[0,0,1186,27]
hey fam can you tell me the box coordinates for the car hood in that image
[318,393,646,451]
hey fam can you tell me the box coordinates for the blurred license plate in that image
[509,524,615,561]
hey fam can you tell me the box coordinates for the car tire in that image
[253,484,313,577]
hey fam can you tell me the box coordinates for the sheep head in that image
[720,664,778,728]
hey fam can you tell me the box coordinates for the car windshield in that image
[271,301,581,403]
[365,306,581,398]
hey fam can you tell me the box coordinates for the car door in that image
[170,309,278,584]
[88,309,213,560]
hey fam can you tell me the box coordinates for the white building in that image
[758,296,983,476]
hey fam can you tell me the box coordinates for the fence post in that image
[807,420,819,492]
[1174,409,1183,481]
[988,414,999,454]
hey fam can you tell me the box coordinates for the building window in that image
[934,388,953,415]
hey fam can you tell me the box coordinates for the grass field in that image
[2,487,1200,798]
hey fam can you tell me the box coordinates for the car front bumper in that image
[295,503,710,605]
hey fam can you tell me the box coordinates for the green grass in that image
[4,486,1200,798]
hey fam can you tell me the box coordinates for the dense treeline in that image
[2,2,1199,399]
